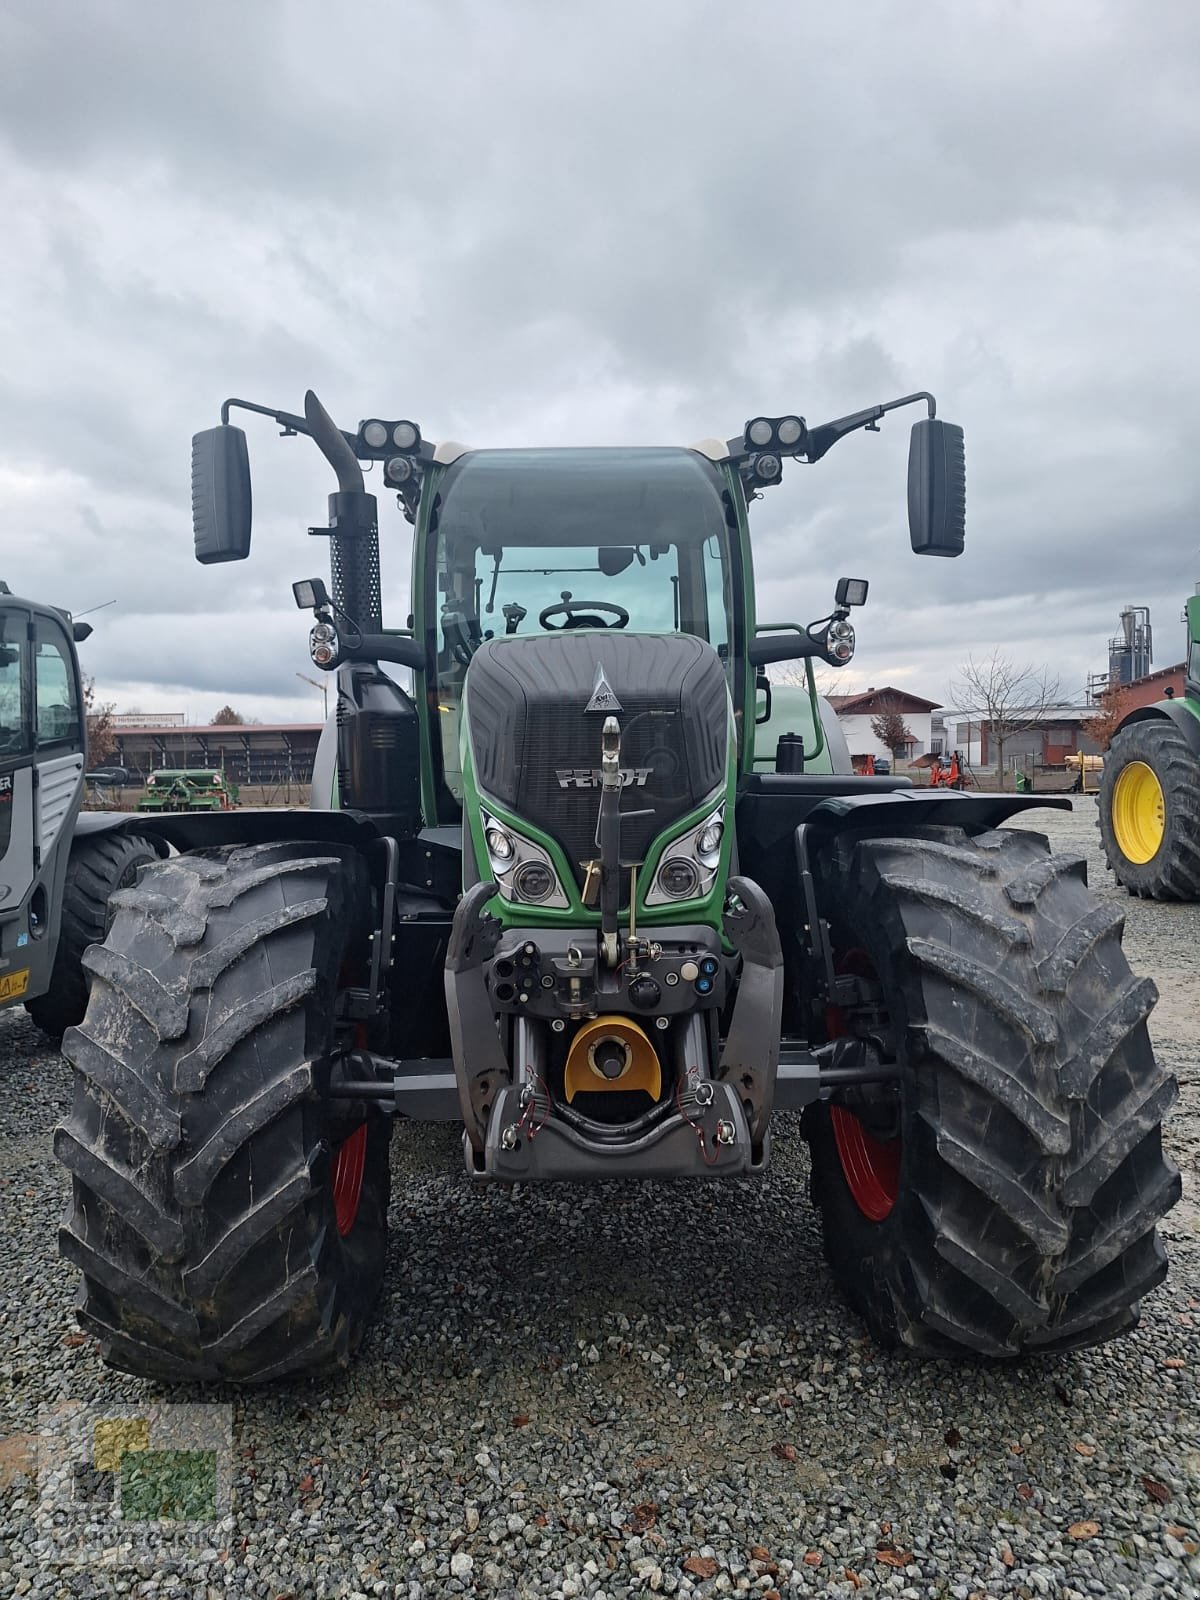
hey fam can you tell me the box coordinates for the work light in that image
[293,577,331,612]
[392,421,420,449]
[362,420,389,449]
[747,418,774,447]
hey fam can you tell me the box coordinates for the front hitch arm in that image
[718,875,785,1146]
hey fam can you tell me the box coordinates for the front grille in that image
[466,633,730,901]
[518,700,695,888]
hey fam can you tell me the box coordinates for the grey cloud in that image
[1,1,1198,721]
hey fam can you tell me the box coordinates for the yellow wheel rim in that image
[1111,761,1165,864]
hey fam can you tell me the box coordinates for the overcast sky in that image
[2,1,1198,724]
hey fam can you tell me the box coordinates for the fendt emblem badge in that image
[585,663,622,715]
[556,768,651,790]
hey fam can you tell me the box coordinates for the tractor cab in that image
[425,446,739,813]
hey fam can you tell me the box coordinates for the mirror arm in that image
[219,396,360,458]
[337,633,425,671]
[747,633,820,666]
[802,390,936,463]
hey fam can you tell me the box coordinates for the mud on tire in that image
[55,841,390,1383]
[806,825,1180,1356]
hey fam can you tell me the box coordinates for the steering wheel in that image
[538,591,630,631]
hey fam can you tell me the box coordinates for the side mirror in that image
[908,418,965,557]
[192,424,252,564]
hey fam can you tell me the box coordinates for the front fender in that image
[804,788,1072,833]
[72,806,375,854]
[1117,700,1200,758]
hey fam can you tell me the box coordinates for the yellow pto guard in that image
[564,1015,662,1103]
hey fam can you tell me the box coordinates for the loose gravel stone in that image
[1,801,1197,1598]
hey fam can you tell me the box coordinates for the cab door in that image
[0,603,37,1002]
[0,603,86,1008]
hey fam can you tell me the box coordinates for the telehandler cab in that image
[55,389,1178,1382]
[0,585,159,1037]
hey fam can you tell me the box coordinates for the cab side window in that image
[0,609,30,757]
[34,619,82,752]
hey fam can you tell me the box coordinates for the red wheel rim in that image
[829,1106,900,1222]
[331,1124,367,1237]
[825,949,900,1223]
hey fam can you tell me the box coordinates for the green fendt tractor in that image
[0,585,160,1038]
[1099,593,1200,899]
[55,390,1179,1383]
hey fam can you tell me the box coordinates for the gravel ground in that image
[1,800,1198,1599]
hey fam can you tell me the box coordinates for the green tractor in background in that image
[53,388,1178,1383]
[1099,592,1200,899]
[0,584,160,1038]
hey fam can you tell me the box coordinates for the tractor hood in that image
[464,633,730,887]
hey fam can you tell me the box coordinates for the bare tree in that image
[870,700,915,760]
[83,675,117,765]
[951,650,1062,788]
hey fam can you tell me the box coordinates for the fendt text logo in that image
[556,767,651,790]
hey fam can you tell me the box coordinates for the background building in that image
[826,687,942,765]
[109,721,323,786]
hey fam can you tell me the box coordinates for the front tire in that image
[26,832,160,1040]
[806,825,1179,1356]
[55,841,389,1383]
[1098,718,1200,900]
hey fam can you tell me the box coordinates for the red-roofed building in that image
[825,686,942,766]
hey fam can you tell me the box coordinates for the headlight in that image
[484,824,515,867]
[362,420,389,449]
[747,417,774,447]
[392,421,419,449]
[480,810,569,909]
[514,861,555,903]
[656,857,701,900]
[777,416,804,447]
[696,816,723,865]
[645,800,726,906]
[386,455,414,483]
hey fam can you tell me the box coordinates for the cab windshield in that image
[429,447,737,803]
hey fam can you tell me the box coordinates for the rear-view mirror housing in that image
[908,418,965,557]
[192,424,252,564]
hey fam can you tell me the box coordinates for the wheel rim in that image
[1112,760,1165,864]
[331,1124,367,1237]
[829,1106,900,1222]
[826,949,900,1223]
